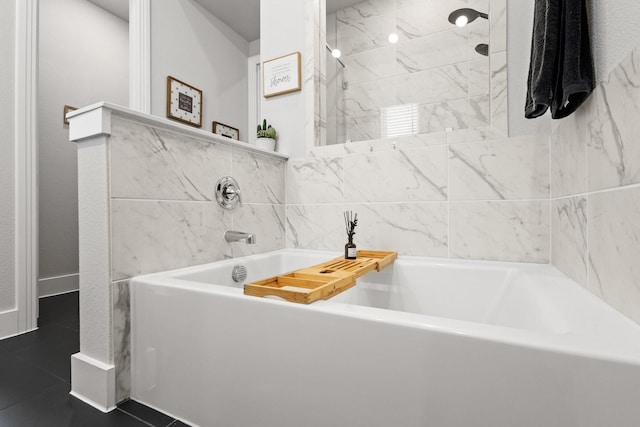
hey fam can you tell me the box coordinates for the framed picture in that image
[166,76,202,127]
[63,105,77,125]
[262,52,302,98]
[212,121,240,140]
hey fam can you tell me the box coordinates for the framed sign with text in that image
[262,52,302,98]
[166,76,203,128]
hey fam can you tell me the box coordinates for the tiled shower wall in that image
[326,0,498,143]
[551,46,640,325]
[107,117,286,401]
[289,0,537,265]
[287,127,550,263]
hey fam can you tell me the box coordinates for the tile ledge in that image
[67,102,289,161]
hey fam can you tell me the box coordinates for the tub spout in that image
[224,230,256,244]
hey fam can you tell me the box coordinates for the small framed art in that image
[63,105,77,125]
[166,76,202,127]
[262,52,302,98]
[212,121,240,140]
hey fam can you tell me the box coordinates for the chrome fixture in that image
[224,230,256,244]
[215,176,242,209]
[475,43,489,56]
[448,8,488,27]
[325,43,347,68]
[231,265,248,282]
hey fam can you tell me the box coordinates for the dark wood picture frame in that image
[166,76,203,128]
[63,105,78,125]
[212,121,240,140]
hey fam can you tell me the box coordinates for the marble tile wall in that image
[326,0,503,143]
[550,46,640,325]
[107,117,287,400]
[109,118,287,279]
[288,129,550,263]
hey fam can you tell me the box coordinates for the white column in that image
[69,106,116,412]
[14,0,39,334]
[129,0,151,113]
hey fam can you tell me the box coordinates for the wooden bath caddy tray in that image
[244,250,397,304]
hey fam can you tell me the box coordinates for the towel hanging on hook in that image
[525,0,594,119]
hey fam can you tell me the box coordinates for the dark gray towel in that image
[525,0,594,119]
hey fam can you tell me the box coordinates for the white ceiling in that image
[87,0,365,42]
[194,0,261,42]
[88,0,129,22]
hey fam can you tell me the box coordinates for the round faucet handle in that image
[215,176,243,209]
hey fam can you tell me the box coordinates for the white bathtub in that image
[130,249,640,427]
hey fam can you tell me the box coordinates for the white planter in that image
[255,137,276,151]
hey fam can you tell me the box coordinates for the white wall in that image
[260,0,307,158]
[150,0,249,140]
[0,0,16,312]
[249,39,260,56]
[589,0,640,82]
[38,0,128,292]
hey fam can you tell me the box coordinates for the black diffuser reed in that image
[344,211,358,259]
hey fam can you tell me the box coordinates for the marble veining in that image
[286,204,344,250]
[489,0,507,54]
[231,150,286,204]
[310,131,447,158]
[336,0,394,56]
[343,146,448,202]
[588,187,640,323]
[287,157,343,204]
[468,96,491,128]
[111,200,232,281]
[232,204,286,258]
[552,197,588,288]
[344,78,396,116]
[110,118,232,201]
[450,201,550,262]
[446,127,506,144]
[350,202,448,257]
[587,47,640,191]
[396,29,469,74]
[490,52,508,135]
[419,99,468,133]
[449,136,549,200]
[550,104,588,198]
[347,114,381,141]
[469,58,490,97]
[396,65,469,105]
[343,45,396,86]
[113,280,130,403]
[330,0,496,146]
[396,0,469,40]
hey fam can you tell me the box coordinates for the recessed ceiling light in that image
[388,33,399,43]
[331,48,342,58]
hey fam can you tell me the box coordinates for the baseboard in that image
[0,309,19,339]
[38,273,79,298]
[71,352,116,412]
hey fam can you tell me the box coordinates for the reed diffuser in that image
[344,211,358,259]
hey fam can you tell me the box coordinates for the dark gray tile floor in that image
[0,292,190,427]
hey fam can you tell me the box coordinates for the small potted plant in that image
[256,119,277,151]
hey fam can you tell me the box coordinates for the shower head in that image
[448,8,488,27]
[475,43,489,56]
